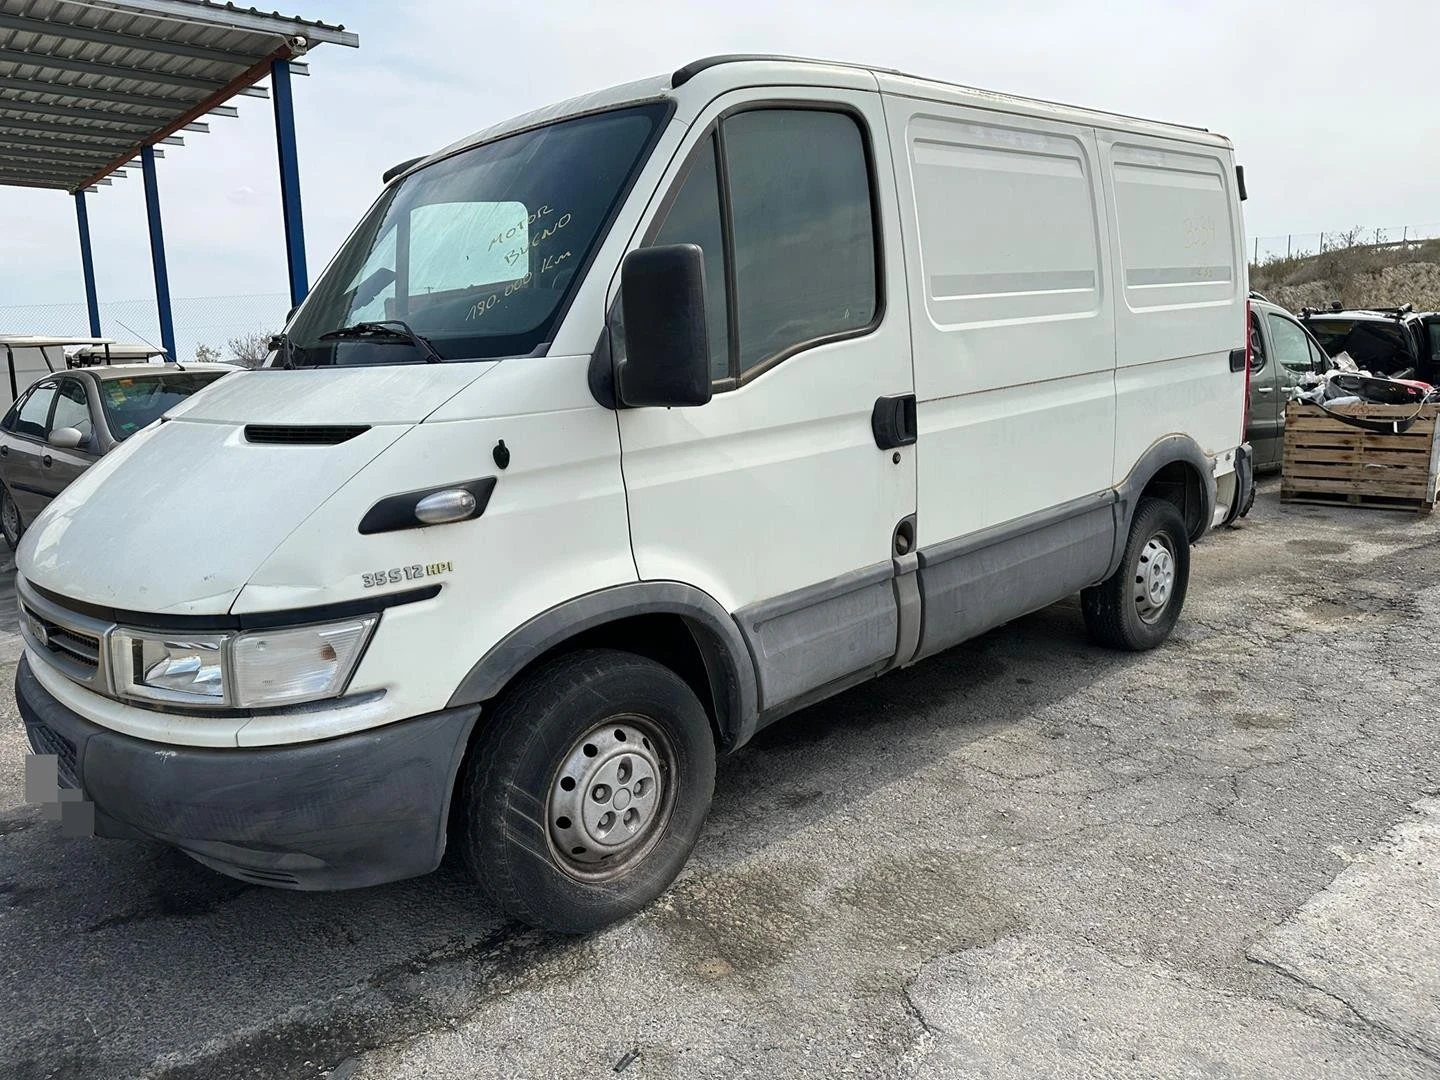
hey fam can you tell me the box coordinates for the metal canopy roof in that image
[0,0,357,193]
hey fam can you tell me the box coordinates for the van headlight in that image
[110,616,378,708]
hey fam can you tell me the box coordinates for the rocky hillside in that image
[1250,239,1440,313]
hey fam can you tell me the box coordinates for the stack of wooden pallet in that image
[1281,401,1440,513]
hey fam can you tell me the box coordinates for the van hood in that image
[166,363,497,425]
[17,363,498,615]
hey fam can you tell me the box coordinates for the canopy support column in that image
[140,145,177,361]
[74,191,101,338]
[271,58,308,309]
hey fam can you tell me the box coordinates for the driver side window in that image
[646,106,880,388]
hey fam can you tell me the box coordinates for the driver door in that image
[614,88,917,718]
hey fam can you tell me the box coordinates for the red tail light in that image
[1242,299,1252,443]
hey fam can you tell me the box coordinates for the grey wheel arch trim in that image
[446,581,760,752]
[1109,435,1216,576]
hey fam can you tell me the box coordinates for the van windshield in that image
[284,102,668,366]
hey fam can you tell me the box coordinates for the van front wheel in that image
[1082,497,1190,651]
[457,649,716,933]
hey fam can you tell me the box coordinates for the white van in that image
[16,56,1250,932]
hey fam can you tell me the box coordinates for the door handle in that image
[0,445,7,456]
[42,454,52,467]
[872,394,917,450]
[1255,387,1274,395]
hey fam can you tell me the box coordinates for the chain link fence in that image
[0,293,289,364]
[1251,224,1440,264]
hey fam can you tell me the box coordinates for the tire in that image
[1,487,21,551]
[457,648,716,933]
[1082,497,1190,651]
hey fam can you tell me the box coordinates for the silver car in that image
[0,363,233,549]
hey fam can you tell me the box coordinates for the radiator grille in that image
[23,605,100,675]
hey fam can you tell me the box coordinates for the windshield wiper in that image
[318,320,444,363]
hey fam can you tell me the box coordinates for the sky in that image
[4,0,1439,325]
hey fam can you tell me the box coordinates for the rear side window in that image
[1267,314,1315,372]
[645,107,879,385]
[99,372,226,441]
[13,382,56,440]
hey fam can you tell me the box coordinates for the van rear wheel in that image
[457,649,715,933]
[1082,496,1190,651]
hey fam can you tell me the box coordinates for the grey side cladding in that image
[446,581,760,750]
[735,562,898,715]
[914,494,1116,662]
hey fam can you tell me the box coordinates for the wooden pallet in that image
[1281,402,1440,514]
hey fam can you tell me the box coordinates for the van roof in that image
[397,55,1231,185]
[674,55,1224,140]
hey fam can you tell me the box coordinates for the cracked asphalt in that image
[2,477,1439,1079]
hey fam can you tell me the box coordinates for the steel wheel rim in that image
[1133,532,1177,624]
[1,493,18,543]
[545,713,676,882]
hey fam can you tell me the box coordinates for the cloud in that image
[226,185,263,207]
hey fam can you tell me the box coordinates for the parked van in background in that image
[17,56,1250,933]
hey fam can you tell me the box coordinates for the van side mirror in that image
[48,427,84,450]
[617,245,713,408]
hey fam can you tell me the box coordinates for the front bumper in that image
[16,656,478,890]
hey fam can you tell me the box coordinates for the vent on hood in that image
[244,425,370,446]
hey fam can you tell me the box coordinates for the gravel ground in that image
[1,477,1438,1080]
